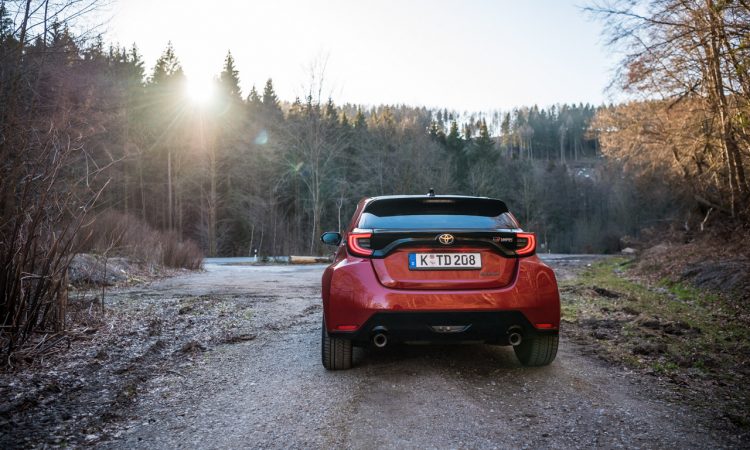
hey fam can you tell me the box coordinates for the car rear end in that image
[321,195,560,369]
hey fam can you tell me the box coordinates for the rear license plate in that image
[408,253,482,270]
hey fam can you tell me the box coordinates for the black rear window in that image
[359,197,519,230]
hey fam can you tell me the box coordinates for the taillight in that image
[347,232,373,257]
[515,232,536,256]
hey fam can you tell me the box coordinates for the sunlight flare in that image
[185,77,215,105]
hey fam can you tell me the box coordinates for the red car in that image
[320,194,560,370]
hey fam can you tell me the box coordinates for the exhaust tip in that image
[373,333,388,348]
[508,332,522,346]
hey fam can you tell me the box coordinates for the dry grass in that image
[76,211,203,270]
[631,225,750,301]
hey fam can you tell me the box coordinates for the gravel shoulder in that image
[3,256,745,448]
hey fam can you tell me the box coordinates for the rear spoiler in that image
[363,196,509,217]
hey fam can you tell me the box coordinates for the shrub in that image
[77,211,203,270]
[161,231,203,270]
[1,135,92,360]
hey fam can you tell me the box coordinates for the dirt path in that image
[95,256,738,449]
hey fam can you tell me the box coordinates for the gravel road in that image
[105,256,733,449]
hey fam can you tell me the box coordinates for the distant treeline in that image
[0,4,673,258]
[5,3,734,263]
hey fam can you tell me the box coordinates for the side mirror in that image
[320,231,342,246]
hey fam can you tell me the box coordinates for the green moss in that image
[658,278,717,303]
[560,303,580,321]
[559,257,750,372]
[651,361,679,374]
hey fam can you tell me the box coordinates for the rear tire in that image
[321,319,353,370]
[514,334,558,367]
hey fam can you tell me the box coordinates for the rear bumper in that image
[322,255,561,336]
[329,311,558,345]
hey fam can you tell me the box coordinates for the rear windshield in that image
[358,197,519,230]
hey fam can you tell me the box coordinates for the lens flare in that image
[254,129,269,145]
[185,77,215,105]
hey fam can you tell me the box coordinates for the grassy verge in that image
[561,258,750,427]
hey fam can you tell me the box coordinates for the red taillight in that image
[535,323,555,329]
[347,232,373,257]
[515,232,536,256]
[336,325,358,331]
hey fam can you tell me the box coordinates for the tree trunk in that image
[208,145,217,256]
[258,225,264,256]
[705,0,745,215]
[167,148,173,229]
[138,157,147,222]
[248,223,254,257]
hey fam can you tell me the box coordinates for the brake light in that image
[347,232,373,257]
[515,232,536,256]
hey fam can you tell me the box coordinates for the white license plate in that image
[408,253,482,270]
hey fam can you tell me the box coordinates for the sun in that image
[185,77,215,105]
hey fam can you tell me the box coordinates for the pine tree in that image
[261,78,283,121]
[428,121,446,145]
[446,120,468,190]
[474,119,495,159]
[462,124,473,144]
[85,35,104,61]
[446,120,461,151]
[219,50,242,101]
[324,97,337,122]
[500,112,511,154]
[0,4,13,42]
[354,108,367,130]
[151,41,183,84]
[247,85,261,104]
[262,78,280,109]
[147,42,185,232]
[128,44,146,84]
[247,85,262,115]
[287,96,303,118]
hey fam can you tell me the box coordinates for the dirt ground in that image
[2,255,747,448]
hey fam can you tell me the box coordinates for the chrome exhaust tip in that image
[373,333,388,348]
[508,332,522,346]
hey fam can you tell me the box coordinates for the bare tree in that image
[280,61,350,253]
[0,0,111,360]
[588,0,750,219]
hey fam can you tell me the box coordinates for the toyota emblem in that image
[437,234,455,245]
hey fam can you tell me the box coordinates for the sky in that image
[107,0,617,112]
